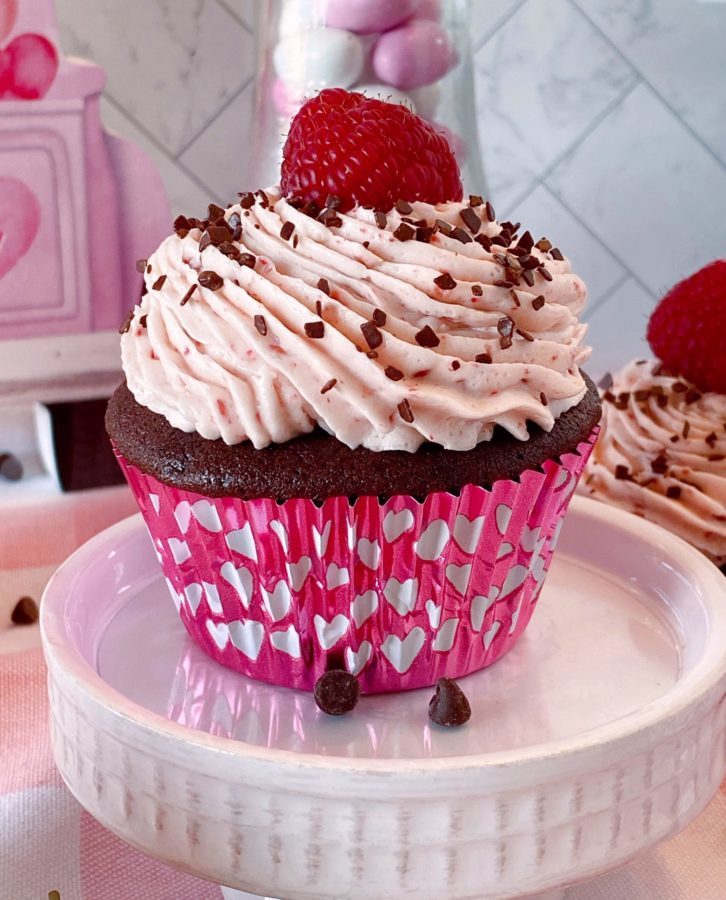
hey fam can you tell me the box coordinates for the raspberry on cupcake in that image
[583,261,726,568]
[107,89,601,694]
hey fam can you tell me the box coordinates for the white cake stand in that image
[41,497,726,899]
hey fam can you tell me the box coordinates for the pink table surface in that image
[1,487,725,900]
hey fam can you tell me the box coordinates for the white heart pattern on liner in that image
[206,619,230,650]
[220,561,253,608]
[191,499,223,533]
[351,590,378,628]
[261,580,292,622]
[445,563,471,595]
[202,581,223,615]
[314,613,350,650]
[174,501,191,534]
[225,523,258,561]
[453,514,485,553]
[530,553,547,585]
[383,577,419,616]
[483,620,501,651]
[555,468,569,488]
[149,493,160,514]
[286,556,312,591]
[168,538,191,564]
[414,519,450,561]
[165,577,183,612]
[381,627,426,674]
[356,537,380,569]
[184,583,203,615]
[496,542,514,560]
[433,618,459,652]
[326,563,350,589]
[501,564,528,597]
[470,586,499,632]
[509,600,522,635]
[312,520,332,556]
[382,508,414,542]
[520,525,541,553]
[270,519,288,553]
[495,504,512,535]
[270,625,301,658]
[550,518,564,551]
[228,619,265,660]
[346,641,372,676]
[425,599,441,629]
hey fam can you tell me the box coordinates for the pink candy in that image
[325,0,419,36]
[372,19,458,90]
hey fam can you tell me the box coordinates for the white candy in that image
[409,83,441,120]
[277,0,324,40]
[354,83,415,111]
[273,27,365,93]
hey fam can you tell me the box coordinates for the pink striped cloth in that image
[1,487,725,899]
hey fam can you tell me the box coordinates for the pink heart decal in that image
[0,177,40,279]
[0,0,18,45]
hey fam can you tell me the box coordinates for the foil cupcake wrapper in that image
[115,427,598,693]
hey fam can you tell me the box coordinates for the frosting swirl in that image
[582,360,726,565]
[122,188,590,452]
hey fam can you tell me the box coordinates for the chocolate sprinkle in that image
[139,315,148,329]
[459,206,482,234]
[540,392,548,405]
[180,284,197,306]
[434,272,457,291]
[136,258,148,274]
[475,352,492,364]
[304,321,325,339]
[532,295,545,310]
[152,274,166,291]
[198,270,224,291]
[521,269,535,287]
[396,199,413,215]
[415,325,440,348]
[254,315,267,336]
[385,366,404,381]
[485,201,495,222]
[218,242,241,262]
[706,431,718,447]
[372,309,387,327]
[428,677,471,727]
[317,278,330,295]
[393,222,415,241]
[539,266,553,282]
[360,321,383,349]
[651,454,668,474]
[397,398,414,423]
[550,247,564,261]
[683,421,691,438]
[374,210,387,229]
[517,328,535,342]
[314,670,360,716]
[320,378,337,395]
[280,221,295,241]
[11,596,39,626]
[119,309,135,334]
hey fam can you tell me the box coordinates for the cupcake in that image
[106,89,600,693]
[583,261,726,568]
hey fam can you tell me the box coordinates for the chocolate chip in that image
[540,392,548,405]
[118,309,135,334]
[497,316,514,349]
[314,670,360,716]
[198,271,224,291]
[449,226,473,244]
[471,284,483,297]
[325,193,342,211]
[360,321,383,349]
[385,366,404,381]
[685,389,702,405]
[475,352,492,364]
[469,194,483,207]
[435,218,453,235]
[521,268,535,287]
[434,272,457,291]
[240,253,256,269]
[304,321,325,339]
[459,206,481,234]
[517,230,534,252]
[706,431,718,447]
[0,452,23,481]
[397,398,414,423]
[666,486,681,499]
[416,225,434,243]
[280,221,295,241]
[475,234,492,251]
[227,212,242,239]
[598,372,614,391]
[532,295,545,310]
[372,309,387,327]
[254,315,267,336]
[451,360,461,371]
[180,284,198,306]
[255,190,269,209]
[317,277,331,295]
[539,266,553,282]
[535,238,552,252]
[238,192,255,209]
[135,258,148,274]
[139,315,148,329]
[301,200,320,219]
[415,325,440,348]
[11,596,38,626]
[550,247,564,261]
[207,203,225,221]
[615,464,630,480]
[428,677,471,727]
[207,225,232,246]
[396,199,413,215]
[393,222,415,241]
[517,328,534,342]
[651,455,668,474]
[320,378,337,395]
[485,201,496,222]
[493,279,514,289]
[173,215,191,238]
[152,275,166,291]
[374,210,387,229]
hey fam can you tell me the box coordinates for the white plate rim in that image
[41,495,726,775]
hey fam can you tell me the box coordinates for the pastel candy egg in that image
[354,83,415,111]
[325,0,419,36]
[273,27,365,93]
[278,0,323,40]
[409,83,441,119]
[417,0,443,20]
[372,19,458,90]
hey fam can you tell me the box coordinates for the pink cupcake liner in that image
[115,427,598,694]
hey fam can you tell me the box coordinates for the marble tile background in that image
[55,0,726,378]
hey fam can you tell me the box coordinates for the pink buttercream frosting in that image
[582,359,726,565]
[122,188,590,452]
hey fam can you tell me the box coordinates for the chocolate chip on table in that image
[428,677,471,727]
[11,596,38,626]
[0,452,23,481]
[314,670,361,716]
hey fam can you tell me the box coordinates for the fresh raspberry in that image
[280,88,463,212]
[647,260,726,394]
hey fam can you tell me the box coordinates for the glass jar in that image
[248,0,485,194]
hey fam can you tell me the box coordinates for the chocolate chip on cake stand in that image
[428,677,471,727]
[314,670,361,716]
